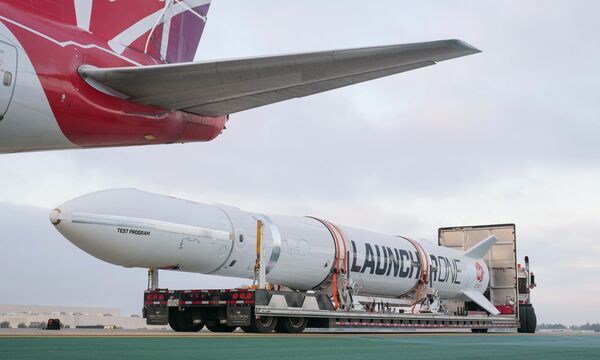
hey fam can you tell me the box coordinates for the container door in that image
[438,224,518,317]
[0,41,17,119]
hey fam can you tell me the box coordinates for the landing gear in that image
[168,308,204,332]
[275,317,307,333]
[241,315,278,333]
[518,304,537,333]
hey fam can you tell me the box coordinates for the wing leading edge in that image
[79,39,480,117]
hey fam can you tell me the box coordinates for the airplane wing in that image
[79,39,480,117]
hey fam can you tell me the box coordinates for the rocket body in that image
[51,189,491,301]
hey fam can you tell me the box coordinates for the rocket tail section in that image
[463,235,497,259]
[461,290,500,315]
[461,235,498,315]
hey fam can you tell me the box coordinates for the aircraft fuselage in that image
[0,3,225,153]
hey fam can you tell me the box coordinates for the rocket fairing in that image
[50,188,499,314]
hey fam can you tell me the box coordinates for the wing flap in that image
[79,39,480,117]
[183,61,435,116]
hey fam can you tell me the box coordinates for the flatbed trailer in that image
[143,224,536,333]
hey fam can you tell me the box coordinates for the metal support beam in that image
[254,220,266,289]
[148,268,159,290]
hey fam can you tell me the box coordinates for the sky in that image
[1,0,599,325]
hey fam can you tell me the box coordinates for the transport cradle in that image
[144,287,520,333]
[143,224,536,333]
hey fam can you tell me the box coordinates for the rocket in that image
[49,189,500,315]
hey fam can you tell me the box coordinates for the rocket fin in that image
[463,235,497,259]
[461,290,500,315]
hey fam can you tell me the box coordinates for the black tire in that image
[471,328,488,333]
[518,304,536,333]
[168,308,184,331]
[241,326,256,333]
[275,317,308,333]
[241,315,278,333]
[524,305,536,333]
[518,305,527,333]
[205,323,237,332]
[168,308,204,332]
[527,306,537,333]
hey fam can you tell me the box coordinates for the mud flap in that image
[145,305,169,325]
[227,306,251,326]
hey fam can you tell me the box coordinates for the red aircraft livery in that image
[0,0,480,153]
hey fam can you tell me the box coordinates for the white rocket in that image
[50,189,500,315]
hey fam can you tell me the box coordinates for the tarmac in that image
[1,329,599,359]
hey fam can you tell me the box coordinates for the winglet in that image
[464,235,497,259]
[462,290,500,315]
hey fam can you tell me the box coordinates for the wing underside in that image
[79,39,480,117]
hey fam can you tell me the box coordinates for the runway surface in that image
[1,330,599,359]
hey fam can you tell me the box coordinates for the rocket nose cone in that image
[48,193,132,267]
[49,208,62,225]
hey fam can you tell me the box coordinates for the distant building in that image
[0,304,166,330]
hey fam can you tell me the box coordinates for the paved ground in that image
[1,330,598,359]
[0,327,468,337]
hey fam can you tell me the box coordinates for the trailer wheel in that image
[241,315,278,333]
[518,305,527,333]
[205,323,237,332]
[168,308,204,332]
[518,304,536,333]
[275,317,307,333]
[526,306,537,333]
[471,328,488,333]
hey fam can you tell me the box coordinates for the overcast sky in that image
[1,0,599,325]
